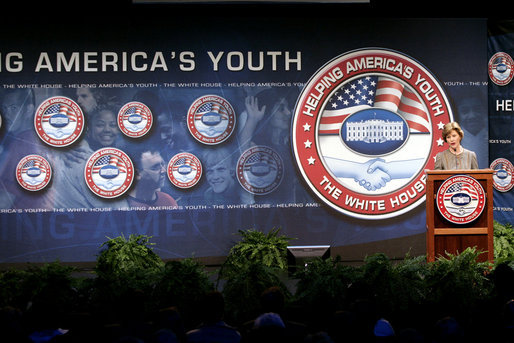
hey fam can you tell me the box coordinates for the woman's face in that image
[90,110,118,147]
[446,129,462,150]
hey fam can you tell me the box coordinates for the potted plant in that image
[153,258,214,328]
[217,227,294,325]
[92,234,164,319]
[221,227,293,273]
[493,221,514,265]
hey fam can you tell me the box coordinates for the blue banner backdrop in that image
[0,17,490,263]
[487,20,514,225]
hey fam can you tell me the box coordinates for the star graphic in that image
[304,140,312,148]
[437,121,445,130]
[303,123,311,131]
[307,156,315,165]
[437,138,445,146]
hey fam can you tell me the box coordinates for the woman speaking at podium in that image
[434,122,478,170]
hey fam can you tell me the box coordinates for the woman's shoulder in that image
[462,148,477,156]
[436,149,451,157]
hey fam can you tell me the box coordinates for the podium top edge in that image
[425,168,494,175]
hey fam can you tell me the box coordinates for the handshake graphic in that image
[325,157,423,191]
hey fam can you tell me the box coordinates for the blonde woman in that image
[434,122,478,170]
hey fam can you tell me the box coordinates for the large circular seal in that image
[436,175,486,224]
[167,152,202,189]
[187,95,236,145]
[34,96,84,147]
[84,147,134,198]
[118,101,153,138]
[292,48,453,219]
[16,154,52,191]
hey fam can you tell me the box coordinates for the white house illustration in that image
[346,119,404,143]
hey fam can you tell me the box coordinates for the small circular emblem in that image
[167,152,202,189]
[34,96,84,147]
[488,52,514,86]
[436,175,486,224]
[187,95,236,145]
[490,158,514,192]
[84,147,134,198]
[118,101,153,138]
[16,154,52,191]
[237,146,284,195]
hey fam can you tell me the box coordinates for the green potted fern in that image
[220,227,293,274]
[93,234,164,312]
[217,227,294,325]
[292,255,360,324]
[95,233,164,278]
[493,220,514,265]
[425,247,493,317]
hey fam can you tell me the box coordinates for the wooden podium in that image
[426,169,494,263]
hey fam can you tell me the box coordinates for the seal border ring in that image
[34,96,85,147]
[167,152,203,189]
[186,94,236,145]
[490,157,514,192]
[84,147,134,199]
[436,174,486,225]
[292,47,453,219]
[117,101,153,138]
[236,145,284,195]
[15,154,52,191]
